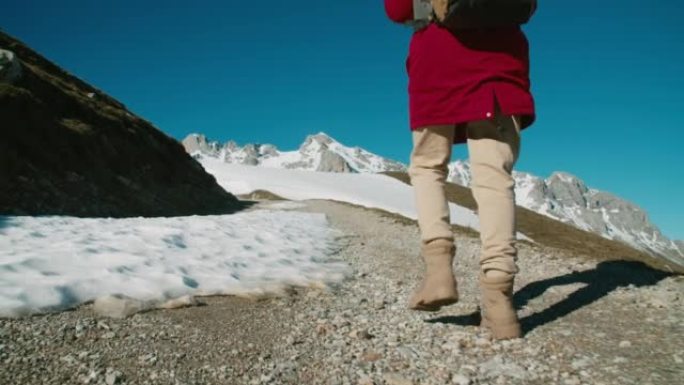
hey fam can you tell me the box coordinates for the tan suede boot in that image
[408,238,459,311]
[479,270,521,339]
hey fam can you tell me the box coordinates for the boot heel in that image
[408,239,459,311]
[479,272,521,339]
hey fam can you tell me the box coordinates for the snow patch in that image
[0,210,349,318]
[198,157,532,241]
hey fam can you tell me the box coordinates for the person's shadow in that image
[426,260,673,335]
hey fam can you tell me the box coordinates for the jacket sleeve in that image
[384,0,414,23]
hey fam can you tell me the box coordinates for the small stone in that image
[315,322,335,336]
[451,373,471,385]
[159,295,202,309]
[618,340,632,348]
[83,369,100,384]
[105,369,123,385]
[93,295,146,318]
[360,351,382,362]
[0,49,22,84]
[382,373,413,385]
[571,357,591,370]
[479,355,528,380]
[102,332,116,339]
[349,329,373,340]
[284,335,294,344]
[97,322,111,330]
[358,376,375,385]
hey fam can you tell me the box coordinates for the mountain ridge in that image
[183,132,407,174]
[0,31,242,217]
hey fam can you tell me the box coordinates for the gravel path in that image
[1,199,683,385]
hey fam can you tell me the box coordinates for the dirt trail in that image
[1,199,682,385]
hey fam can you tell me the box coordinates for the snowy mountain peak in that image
[305,132,335,146]
[299,132,336,153]
[448,160,683,266]
[549,171,582,184]
[182,133,221,156]
[181,133,681,266]
[182,132,407,174]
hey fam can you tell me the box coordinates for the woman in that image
[384,0,536,340]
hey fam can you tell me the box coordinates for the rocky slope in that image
[0,31,241,217]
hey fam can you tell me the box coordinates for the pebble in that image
[571,357,592,370]
[360,351,382,362]
[451,373,471,385]
[105,369,123,385]
[349,329,373,340]
[383,373,414,385]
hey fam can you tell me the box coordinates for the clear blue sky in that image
[1,1,683,240]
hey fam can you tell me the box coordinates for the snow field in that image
[0,210,350,317]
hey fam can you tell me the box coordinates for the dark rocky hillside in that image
[0,31,243,217]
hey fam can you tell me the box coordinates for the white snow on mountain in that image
[182,132,407,173]
[197,156,493,236]
[0,209,349,318]
[450,166,684,267]
[183,132,682,267]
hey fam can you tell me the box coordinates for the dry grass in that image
[237,190,286,201]
[60,118,93,135]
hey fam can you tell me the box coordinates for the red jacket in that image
[384,0,535,144]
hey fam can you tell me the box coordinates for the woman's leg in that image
[466,108,523,339]
[407,125,459,311]
[466,113,521,276]
[408,125,456,244]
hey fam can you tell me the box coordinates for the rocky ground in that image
[1,199,683,385]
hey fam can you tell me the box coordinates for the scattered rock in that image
[105,368,123,385]
[451,373,471,385]
[382,373,413,385]
[93,295,147,318]
[1,200,682,385]
[349,329,373,340]
[360,351,382,362]
[159,295,203,310]
[479,355,529,380]
[571,356,592,370]
[0,49,21,84]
